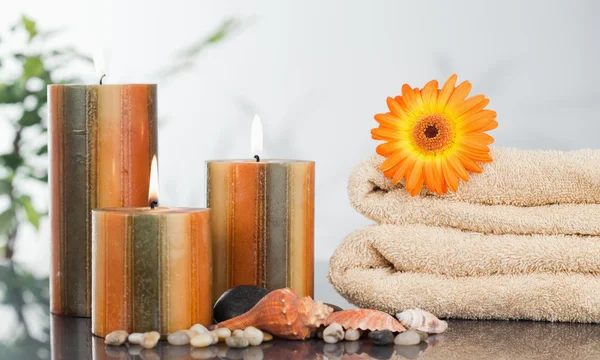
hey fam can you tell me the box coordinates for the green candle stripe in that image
[265,163,290,290]
[132,214,160,332]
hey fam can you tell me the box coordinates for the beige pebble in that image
[128,345,142,356]
[226,336,249,348]
[262,332,273,342]
[190,346,219,359]
[209,331,219,344]
[104,330,128,346]
[416,330,429,342]
[128,332,144,345]
[323,323,344,344]
[190,324,209,334]
[141,331,161,349]
[233,329,244,337]
[140,349,160,360]
[168,330,192,345]
[345,341,360,354]
[344,328,361,341]
[213,327,232,342]
[394,330,421,346]
[190,333,214,348]
[243,326,263,346]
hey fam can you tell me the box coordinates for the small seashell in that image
[232,329,244,337]
[168,330,192,345]
[215,288,333,340]
[127,332,143,345]
[104,330,128,346]
[190,333,214,348]
[262,331,273,342]
[323,309,406,333]
[190,324,209,334]
[243,326,263,346]
[212,327,231,342]
[344,328,361,341]
[369,330,394,346]
[396,309,448,334]
[141,331,160,349]
[226,336,249,348]
[394,330,422,346]
[323,323,344,344]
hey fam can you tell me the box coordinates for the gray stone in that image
[368,330,394,346]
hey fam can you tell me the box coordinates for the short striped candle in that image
[48,84,157,317]
[91,207,212,338]
[206,160,315,303]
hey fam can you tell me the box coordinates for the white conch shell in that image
[396,309,448,334]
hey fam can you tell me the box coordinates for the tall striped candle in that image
[206,159,315,303]
[48,84,157,317]
[91,207,212,338]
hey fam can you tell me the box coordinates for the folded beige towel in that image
[349,148,600,235]
[329,224,600,323]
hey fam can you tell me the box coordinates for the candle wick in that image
[254,155,260,162]
[150,200,158,209]
[99,74,106,85]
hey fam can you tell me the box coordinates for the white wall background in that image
[1,0,599,305]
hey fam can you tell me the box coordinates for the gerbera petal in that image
[437,74,458,109]
[433,157,446,194]
[374,113,402,129]
[461,138,490,153]
[456,152,483,173]
[394,96,417,117]
[380,148,410,171]
[456,98,490,122]
[480,120,498,131]
[464,133,495,145]
[376,140,404,156]
[391,156,416,184]
[447,155,469,181]
[454,94,486,117]
[371,127,399,141]
[446,80,472,109]
[441,159,459,193]
[402,84,418,111]
[406,161,424,195]
[423,159,436,193]
[386,97,407,118]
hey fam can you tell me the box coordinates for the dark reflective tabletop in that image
[3,313,600,359]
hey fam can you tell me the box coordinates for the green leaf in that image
[0,153,24,171]
[18,111,41,127]
[22,56,45,80]
[0,179,10,195]
[36,144,48,155]
[21,15,38,41]
[0,208,16,235]
[0,83,26,104]
[18,196,40,230]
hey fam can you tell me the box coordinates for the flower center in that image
[413,115,452,152]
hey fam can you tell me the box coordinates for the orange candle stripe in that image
[49,84,157,317]
[207,160,315,303]
[91,208,212,338]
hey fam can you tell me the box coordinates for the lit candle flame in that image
[148,155,159,208]
[251,114,263,160]
[93,48,107,83]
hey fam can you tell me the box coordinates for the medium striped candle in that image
[48,84,157,317]
[206,159,315,303]
[91,207,212,338]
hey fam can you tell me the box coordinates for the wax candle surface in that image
[92,207,212,338]
[206,160,315,303]
[49,84,157,317]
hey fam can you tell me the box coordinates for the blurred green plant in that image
[0,15,91,261]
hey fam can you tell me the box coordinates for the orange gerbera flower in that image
[371,74,497,196]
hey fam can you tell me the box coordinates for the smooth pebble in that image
[369,330,394,346]
[190,324,209,334]
[213,327,232,342]
[190,333,214,348]
[226,336,249,348]
[168,330,191,345]
[344,328,361,341]
[141,331,161,349]
[128,345,142,356]
[213,285,269,323]
[416,330,429,342]
[323,323,344,344]
[262,332,273,342]
[127,332,143,345]
[104,330,128,346]
[394,330,421,346]
[232,329,244,337]
[209,331,219,344]
[243,326,263,346]
[243,346,264,360]
[190,346,219,359]
[323,343,344,359]
[344,341,360,354]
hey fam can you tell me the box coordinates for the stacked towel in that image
[329,148,600,322]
